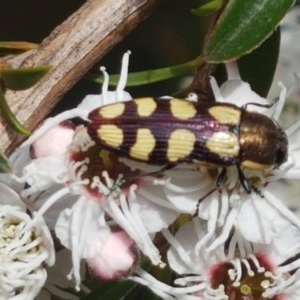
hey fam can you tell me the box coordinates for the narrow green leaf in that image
[0,41,38,56]
[81,280,138,300]
[86,56,203,87]
[191,0,223,16]
[0,86,30,135]
[0,152,12,173]
[204,0,295,62]
[0,65,51,90]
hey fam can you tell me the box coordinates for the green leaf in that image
[0,152,12,173]
[0,86,30,135]
[0,65,51,90]
[0,41,38,56]
[191,0,223,16]
[81,280,138,300]
[86,56,203,87]
[213,29,280,98]
[204,0,295,62]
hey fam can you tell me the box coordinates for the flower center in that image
[68,127,140,199]
[209,254,284,300]
[0,217,38,261]
[0,206,53,299]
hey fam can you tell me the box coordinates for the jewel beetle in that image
[87,97,288,192]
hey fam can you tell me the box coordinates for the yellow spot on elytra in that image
[99,102,125,119]
[130,128,156,161]
[209,105,241,124]
[241,160,270,170]
[97,125,123,148]
[167,129,195,162]
[134,98,157,117]
[170,99,197,120]
[206,131,239,157]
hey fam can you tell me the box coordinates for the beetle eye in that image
[275,129,288,166]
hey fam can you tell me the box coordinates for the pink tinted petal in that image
[32,122,75,158]
[88,230,136,280]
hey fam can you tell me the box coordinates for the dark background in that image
[0,0,207,114]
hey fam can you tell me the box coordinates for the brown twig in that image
[0,0,161,154]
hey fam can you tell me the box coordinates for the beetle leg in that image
[216,167,227,187]
[135,164,175,179]
[236,165,252,193]
[193,187,218,217]
[253,186,264,198]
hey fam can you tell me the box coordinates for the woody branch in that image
[0,0,161,154]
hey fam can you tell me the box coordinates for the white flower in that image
[0,182,54,300]
[36,249,90,300]
[8,49,300,297]
[11,51,182,290]
[131,219,300,299]
[164,62,300,246]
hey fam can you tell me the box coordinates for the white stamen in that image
[241,258,254,276]
[225,61,241,80]
[90,176,111,196]
[204,284,228,300]
[0,205,53,299]
[117,50,131,100]
[264,189,300,229]
[106,192,163,267]
[132,266,207,298]
[272,82,287,121]
[229,259,242,286]
[185,92,198,102]
[248,254,265,273]
[24,186,70,230]
[162,228,195,271]
[174,275,204,285]
[262,271,286,297]
[278,270,300,296]
[278,257,300,274]
[194,197,219,256]
[100,66,109,105]
[207,209,238,251]
[286,119,300,136]
[217,189,229,227]
[210,77,225,102]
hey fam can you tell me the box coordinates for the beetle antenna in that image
[243,101,275,110]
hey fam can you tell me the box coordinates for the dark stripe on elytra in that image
[115,99,173,164]
[88,99,242,164]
